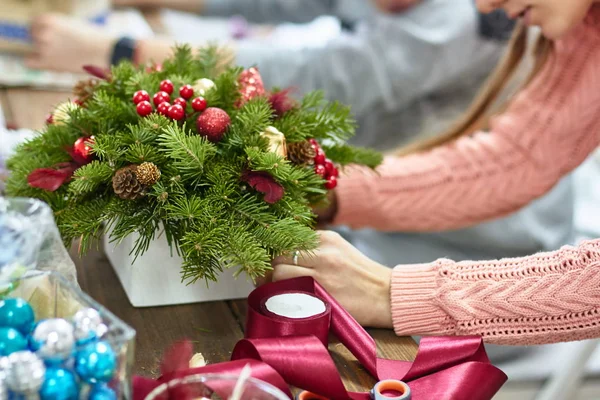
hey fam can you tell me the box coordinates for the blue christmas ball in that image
[0,327,27,356]
[89,384,117,400]
[40,367,78,400]
[0,298,34,335]
[74,341,116,384]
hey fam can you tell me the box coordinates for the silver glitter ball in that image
[5,351,45,394]
[32,319,75,361]
[73,308,103,343]
[0,357,8,400]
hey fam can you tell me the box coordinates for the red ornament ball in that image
[73,136,95,164]
[168,104,185,121]
[196,107,231,143]
[191,97,207,112]
[314,150,326,165]
[309,138,318,146]
[136,100,153,117]
[132,90,150,105]
[157,101,170,116]
[179,85,194,100]
[159,80,174,95]
[153,91,170,106]
[329,166,339,178]
[325,176,338,190]
[314,164,327,177]
[45,114,54,125]
[173,97,187,108]
[324,159,335,176]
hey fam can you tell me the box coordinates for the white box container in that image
[103,233,255,307]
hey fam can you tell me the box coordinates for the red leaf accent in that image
[155,341,206,400]
[160,340,194,376]
[27,163,76,191]
[82,65,110,80]
[268,87,298,117]
[242,171,285,204]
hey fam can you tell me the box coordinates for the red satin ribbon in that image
[133,277,507,400]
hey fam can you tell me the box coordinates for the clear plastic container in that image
[144,374,290,400]
[0,197,136,398]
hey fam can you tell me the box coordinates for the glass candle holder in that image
[144,374,290,400]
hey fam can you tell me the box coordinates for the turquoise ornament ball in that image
[89,384,117,400]
[0,327,27,356]
[0,298,34,335]
[40,367,78,400]
[74,341,116,384]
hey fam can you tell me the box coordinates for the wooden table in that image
[1,87,419,392]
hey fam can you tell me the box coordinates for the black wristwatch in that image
[111,37,137,66]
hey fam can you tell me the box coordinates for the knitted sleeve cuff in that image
[391,260,455,337]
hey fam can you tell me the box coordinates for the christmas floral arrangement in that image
[4,46,381,283]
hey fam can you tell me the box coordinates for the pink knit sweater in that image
[334,8,600,345]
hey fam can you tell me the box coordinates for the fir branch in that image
[162,44,196,76]
[251,218,318,256]
[320,144,383,168]
[58,196,110,251]
[180,227,227,283]
[69,161,114,196]
[193,45,221,77]
[221,226,271,280]
[204,67,243,112]
[157,123,218,185]
[90,133,127,165]
[125,142,166,165]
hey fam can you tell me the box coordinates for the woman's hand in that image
[26,14,115,73]
[271,231,393,329]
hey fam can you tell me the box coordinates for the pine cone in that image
[73,78,99,103]
[112,165,145,200]
[135,162,161,186]
[287,141,316,165]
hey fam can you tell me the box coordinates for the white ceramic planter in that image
[103,232,255,308]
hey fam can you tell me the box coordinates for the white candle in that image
[264,293,327,319]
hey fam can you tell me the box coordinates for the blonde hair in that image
[396,23,553,156]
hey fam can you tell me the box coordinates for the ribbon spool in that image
[247,287,332,346]
[371,380,411,400]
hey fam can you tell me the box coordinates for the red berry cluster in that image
[309,139,338,190]
[132,80,208,121]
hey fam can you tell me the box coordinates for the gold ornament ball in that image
[193,78,216,96]
[260,126,287,158]
[53,101,79,125]
[135,162,161,186]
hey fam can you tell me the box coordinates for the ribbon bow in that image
[133,277,507,400]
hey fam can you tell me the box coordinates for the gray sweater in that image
[203,0,574,264]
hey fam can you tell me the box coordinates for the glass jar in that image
[144,374,290,400]
[0,197,136,398]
